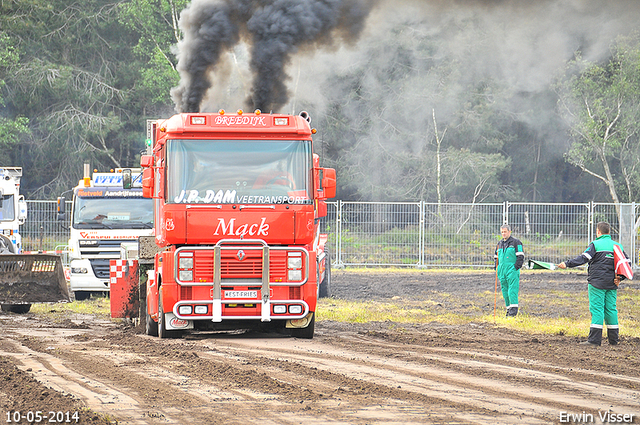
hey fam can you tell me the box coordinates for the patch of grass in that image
[318,286,640,339]
[31,296,111,320]
[318,298,475,326]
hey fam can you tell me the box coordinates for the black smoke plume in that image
[171,0,376,113]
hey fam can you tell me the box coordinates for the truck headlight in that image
[289,305,303,314]
[287,256,302,269]
[179,270,193,281]
[288,269,302,281]
[178,305,193,315]
[194,305,208,314]
[71,267,88,274]
[179,257,193,269]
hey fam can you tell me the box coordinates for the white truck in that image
[58,166,153,300]
[0,167,27,253]
[0,167,69,313]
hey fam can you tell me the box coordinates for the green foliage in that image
[0,31,30,162]
[555,32,640,203]
[0,0,186,198]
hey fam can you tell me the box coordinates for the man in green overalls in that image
[494,224,525,317]
[558,222,629,347]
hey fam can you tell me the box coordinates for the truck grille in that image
[190,249,288,281]
[79,239,137,258]
[89,259,111,279]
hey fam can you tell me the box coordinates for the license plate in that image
[224,290,257,299]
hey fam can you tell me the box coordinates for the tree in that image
[0,32,29,164]
[118,0,186,112]
[0,0,185,198]
[555,33,640,203]
[314,20,514,203]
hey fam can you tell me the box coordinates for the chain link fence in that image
[320,201,640,269]
[23,200,640,269]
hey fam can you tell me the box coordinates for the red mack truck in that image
[131,110,335,339]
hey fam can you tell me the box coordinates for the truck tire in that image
[1,304,31,314]
[319,256,332,298]
[158,290,182,339]
[0,235,15,254]
[145,300,158,337]
[290,312,315,339]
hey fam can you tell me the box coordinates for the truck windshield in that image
[166,140,313,205]
[0,194,15,221]
[72,195,153,229]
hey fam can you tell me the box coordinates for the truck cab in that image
[0,167,28,253]
[61,167,154,300]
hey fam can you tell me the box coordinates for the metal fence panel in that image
[337,201,422,267]
[20,200,640,270]
[22,200,71,252]
[423,203,503,267]
[506,203,590,265]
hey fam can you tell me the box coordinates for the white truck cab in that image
[0,167,28,253]
[61,167,153,300]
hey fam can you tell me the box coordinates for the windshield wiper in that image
[75,222,113,229]
[128,223,154,229]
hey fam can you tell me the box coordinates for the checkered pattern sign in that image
[110,260,133,284]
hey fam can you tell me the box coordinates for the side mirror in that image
[321,168,336,199]
[122,169,132,189]
[18,196,27,224]
[57,197,66,220]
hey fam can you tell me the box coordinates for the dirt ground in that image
[0,270,639,425]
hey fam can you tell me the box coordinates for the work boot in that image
[506,306,518,317]
[580,327,602,347]
[607,328,619,346]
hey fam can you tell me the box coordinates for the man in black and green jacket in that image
[558,222,629,347]
[494,224,525,317]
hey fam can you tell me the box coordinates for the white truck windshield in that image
[72,194,153,229]
[0,195,15,221]
[166,140,313,205]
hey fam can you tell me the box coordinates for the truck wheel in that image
[0,235,15,253]
[145,301,158,337]
[319,255,332,298]
[290,312,315,339]
[1,304,31,314]
[73,291,91,301]
[158,291,182,339]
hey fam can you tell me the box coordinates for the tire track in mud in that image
[2,323,640,425]
[189,332,639,424]
[1,289,639,425]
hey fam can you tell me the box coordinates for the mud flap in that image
[286,312,313,329]
[0,254,70,303]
